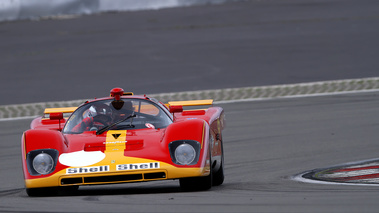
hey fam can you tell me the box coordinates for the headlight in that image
[175,144,196,165]
[32,153,54,175]
[27,149,58,176]
[169,140,200,166]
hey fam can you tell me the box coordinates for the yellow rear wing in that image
[166,99,213,111]
[167,99,213,107]
[43,107,77,119]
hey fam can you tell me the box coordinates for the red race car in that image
[21,88,225,196]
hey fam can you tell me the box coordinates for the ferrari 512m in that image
[21,88,225,196]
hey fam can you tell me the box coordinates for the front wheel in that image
[179,171,212,191]
[180,147,213,191]
[212,141,224,186]
[212,162,224,186]
[26,187,58,197]
[26,186,78,197]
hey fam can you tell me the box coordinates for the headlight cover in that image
[175,144,196,165]
[169,140,201,166]
[27,149,58,176]
[33,153,54,175]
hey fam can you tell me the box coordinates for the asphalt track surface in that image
[1,0,379,212]
[1,0,379,105]
[1,91,379,213]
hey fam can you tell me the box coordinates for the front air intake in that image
[60,171,167,186]
[144,172,166,180]
[84,174,143,183]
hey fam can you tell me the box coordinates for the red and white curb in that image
[294,159,379,186]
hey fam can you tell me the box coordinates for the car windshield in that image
[63,98,172,134]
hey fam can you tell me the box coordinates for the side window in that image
[134,101,160,116]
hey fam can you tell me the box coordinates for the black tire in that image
[180,147,213,191]
[212,163,224,186]
[179,171,212,191]
[212,142,224,186]
[59,185,79,195]
[26,186,78,197]
[26,187,58,197]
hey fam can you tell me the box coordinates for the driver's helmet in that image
[83,103,112,119]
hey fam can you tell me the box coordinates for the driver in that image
[71,103,112,132]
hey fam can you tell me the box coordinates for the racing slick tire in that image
[212,161,224,186]
[179,147,213,191]
[26,186,78,197]
[179,171,212,191]
[212,142,224,186]
[26,187,59,197]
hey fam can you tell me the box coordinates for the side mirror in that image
[50,112,63,120]
[169,105,183,113]
[50,112,64,131]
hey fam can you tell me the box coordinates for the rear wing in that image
[43,107,77,119]
[166,99,213,112]
[167,99,213,107]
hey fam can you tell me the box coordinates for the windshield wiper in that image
[96,112,136,135]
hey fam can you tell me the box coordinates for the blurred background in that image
[1,0,378,105]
